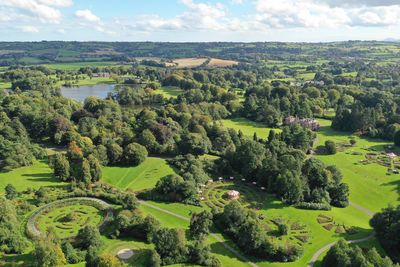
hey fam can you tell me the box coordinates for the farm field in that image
[43,61,121,71]
[173,57,208,68]
[207,58,239,67]
[102,157,175,192]
[172,57,239,68]
[221,117,281,139]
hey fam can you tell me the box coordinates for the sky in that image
[1,0,400,42]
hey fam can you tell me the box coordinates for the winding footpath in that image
[139,200,260,267]
[140,200,376,267]
[307,202,376,267]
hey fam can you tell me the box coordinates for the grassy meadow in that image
[102,157,175,192]
[0,160,65,193]
[221,117,281,139]
[316,119,400,212]
[157,86,184,98]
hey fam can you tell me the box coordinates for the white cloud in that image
[129,0,227,32]
[37,0,73,7]
[231,0,244,4]
[254,0,400,29]
[319,0,400,7]
[21,25,39,33]
[75,9,100,22]
[0,0,63,23]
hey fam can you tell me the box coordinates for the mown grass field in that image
[157,86,183,98]
[102,157,175,192]
[0,160,65,193]
[316,119,400,212]
[221,117,282,139]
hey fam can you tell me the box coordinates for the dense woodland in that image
[1,41,400,266]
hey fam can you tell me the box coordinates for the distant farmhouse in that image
[284,116,320,131]
[92,72,110,78]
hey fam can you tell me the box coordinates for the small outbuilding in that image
[226,190,240,200]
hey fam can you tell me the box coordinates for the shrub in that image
[325,140,337,154]
[295,202,331,210]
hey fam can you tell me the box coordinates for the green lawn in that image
[0,81,11,89]
[0,160,65,193]
[316,119,400,212]
[157,86,184,98]
[298,72,315,80]
[102,157,175,192]
[221,118,281,139]
[55,75,116,87]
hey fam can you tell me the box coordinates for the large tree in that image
[123,142,148,166]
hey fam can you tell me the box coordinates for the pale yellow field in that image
[173,57,208,68]
[208,58,239,67]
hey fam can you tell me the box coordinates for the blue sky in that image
[1,0,400,42]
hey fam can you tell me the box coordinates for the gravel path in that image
[307,202,376,267]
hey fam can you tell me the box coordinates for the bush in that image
[325,140,337,154]
[294,202,331,210]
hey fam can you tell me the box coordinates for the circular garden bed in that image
[27,197,113,239]
[201,181,266,210]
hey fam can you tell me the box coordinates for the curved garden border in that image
[27,197,114,237]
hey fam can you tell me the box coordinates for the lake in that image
[61,84,116,102]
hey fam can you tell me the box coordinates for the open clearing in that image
[0,160,65,193]
[221,117,282,139]
[157,86,183,98]
[102,157,175,192]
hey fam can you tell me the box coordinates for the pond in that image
[61,84,116,102]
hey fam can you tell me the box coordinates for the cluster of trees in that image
[223,128,348,209]
[215,201,303,262]
[0,197,29,254]
[52,141,102,185]
[32,225,122,267]
[242,83,316,126]
[152,210,219,266]
[110,208,219,267]
[0,112,46,171]
[370,205,400,263]
[322,240,398,267]
[332,92,400,143]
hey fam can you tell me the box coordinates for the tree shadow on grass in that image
[226,117,268,129]
[341,226,374,242]
[209,241,248,262]
[381,180,400,200]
